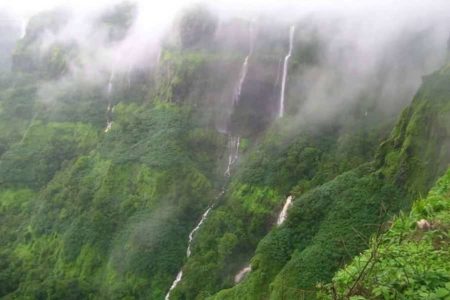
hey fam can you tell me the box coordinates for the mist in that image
[1,2,450,299]
[1,0,450,129]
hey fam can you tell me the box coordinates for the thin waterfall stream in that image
[277,195,293,225]
[234,195,294,284]
[104,71,114,133]
[234,265,252,283]
[164,23,255,299]
[20,19,27,39]
[279,25,295,118]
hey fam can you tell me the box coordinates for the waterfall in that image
[19,18,28,39]
[186,206,213,257]
[165,127,240,299]
[19,19,27,39]
[223,22,255,172]
[279,25,295,118]
[104,71,115,133]
[234,265,251,283]
[233,21,254,106]
[165,190,225,300]
[233,56,249,105]
[277,195,293,225]
[165,22,255,299]
[165,271,183,300]
[233,195,293,285]
[164,207,212,300]
[224,136,240,177]
[232,196,293,286]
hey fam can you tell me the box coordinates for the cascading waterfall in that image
[277,195,293,225]
[104,71,115,133]
[233,195,293,285]
[165,22,256,300]
[165,190,224,300]
[19,19,28,39]
[165,271,183,300]
[225,21,254,173]
[234,265,251,283]
[186,206,213,257]
[164,207,211,300]
[278,25,295,118]
[233,21,254,106]
[224,136,240,177]
[233,56,249,106]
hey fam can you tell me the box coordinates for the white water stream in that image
[164,207,213,300]
[165,190,224,300]
[234,195,294,285]
[104,71,115,133]
[233,56,249,105]
[165,23,255,299]
[234,265,252,283]
[233,21,254,106]
[277,195,293,225]
[20,19,27,39]
[279,25,295,118]
[224,136,240,177]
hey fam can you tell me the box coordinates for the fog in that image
[1,0,450,128]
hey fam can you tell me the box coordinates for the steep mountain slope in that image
[0,102,227,299]
[0,3,449,300]
[208,65,450,299]
[319,167,450,300]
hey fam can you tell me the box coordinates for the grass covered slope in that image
[210,67,450,299]
[319,168,450,300]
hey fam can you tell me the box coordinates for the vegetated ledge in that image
[318,167,450,300]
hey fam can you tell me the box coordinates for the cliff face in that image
[207,67,450,300]
[376,69,450,197]
[0,4,450,300]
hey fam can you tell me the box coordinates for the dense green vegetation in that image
[0,98,227,298]
[0,3,449,300]
[0,10,229,296]
[318,168,450,300]
[203,67,450,300]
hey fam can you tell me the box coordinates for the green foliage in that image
[171,116,390,298]
[376,70,450,198]
[318,168,450,300]
[0,70,226,299]
[12,8,74,78]
[0,74,37,155]
[210,166,405,300]
[0,121,98,189]
[1,9,450,300]
[205,68,450,300]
